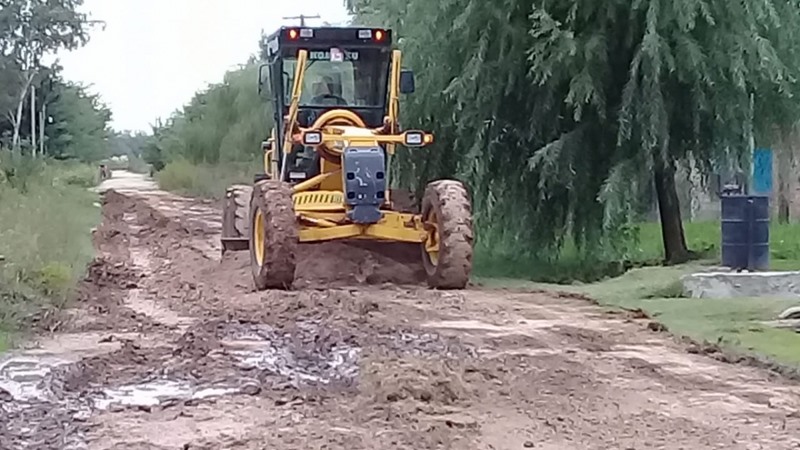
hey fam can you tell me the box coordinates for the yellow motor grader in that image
[221,26,473,290]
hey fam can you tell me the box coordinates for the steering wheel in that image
[313,94,348,106]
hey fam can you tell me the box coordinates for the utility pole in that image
[39,104,45,157]
[282,14,321,26]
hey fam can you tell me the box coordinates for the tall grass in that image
[0,152,100,349]
[156,158,259,199]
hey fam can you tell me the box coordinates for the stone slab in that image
[681,271,800,299]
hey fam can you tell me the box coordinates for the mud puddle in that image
[221,321,361,387]
[0,332,139,403]
[93,379,239,410]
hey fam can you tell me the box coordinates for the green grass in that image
[0,153,101,348]
[474,219,800,283]
[156,158,258,199]
[575,266,800,366]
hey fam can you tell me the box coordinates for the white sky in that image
[57,0,351,132]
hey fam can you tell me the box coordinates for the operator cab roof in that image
[263,26,393,57]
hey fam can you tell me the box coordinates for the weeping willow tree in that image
[346,0,800,263]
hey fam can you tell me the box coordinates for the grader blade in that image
[220,184,252,255]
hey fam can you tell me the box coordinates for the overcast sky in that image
[57,0,351,132]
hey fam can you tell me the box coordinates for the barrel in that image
[720,195,770,270]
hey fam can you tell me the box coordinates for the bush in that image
[156,158,258,199]
[126,155,151,174]
[57,163,98,188]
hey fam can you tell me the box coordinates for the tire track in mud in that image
[3,174,800,449]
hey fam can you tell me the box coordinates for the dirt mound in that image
[361,355,471,408]
[83,256,139,289]
[55,339,168,391]
[294,241,427,288]
[219,240,427,290]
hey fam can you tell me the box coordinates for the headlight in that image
[303,131,322,145]
[404,131,424,146]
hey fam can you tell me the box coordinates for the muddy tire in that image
[421,180,473,289]
[222,184,253,240]
[249,180,297,290]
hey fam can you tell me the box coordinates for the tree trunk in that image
[39,104,46,156]
[11,95,25,151]
[31,85,36,156]
[778,198,790,224]
[654,158,691,264]
[11,72,36,153]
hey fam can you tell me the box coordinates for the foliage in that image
[145,62,269,197]
[0,1,108,349]
[345,0,800,264]
[0,151,100,340]
[0,0,96,151]
[45,81,112,161]
[108,130,149,158]
[146,63,270,171]
[56,163,98,188]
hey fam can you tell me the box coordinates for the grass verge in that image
[0,156,100,350]
[578,265,800,367]
[155,158,258,199]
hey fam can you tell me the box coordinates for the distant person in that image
[99,164,111,180]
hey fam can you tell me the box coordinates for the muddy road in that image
[2,171,800,449]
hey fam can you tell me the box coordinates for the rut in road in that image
[2,174,800,449]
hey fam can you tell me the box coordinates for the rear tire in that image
[249,180,297,290]
[421,180,473,289]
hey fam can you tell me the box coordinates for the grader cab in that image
[221,26,473,290]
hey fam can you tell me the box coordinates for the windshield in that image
[283,48,390,108]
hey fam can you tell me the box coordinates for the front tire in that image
[249,180,297,290]
[421,180,473,289]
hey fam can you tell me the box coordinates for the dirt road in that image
[2,170,800,449]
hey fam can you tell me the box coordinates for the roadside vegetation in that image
[0,1,118,350]
[0,154,101,351]
[143,63,267,199]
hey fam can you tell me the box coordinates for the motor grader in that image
[221,26,473,290]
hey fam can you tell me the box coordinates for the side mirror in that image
[257,64,270,96]
[399,69,415,94]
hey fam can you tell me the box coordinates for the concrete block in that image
[681,271,800,299]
